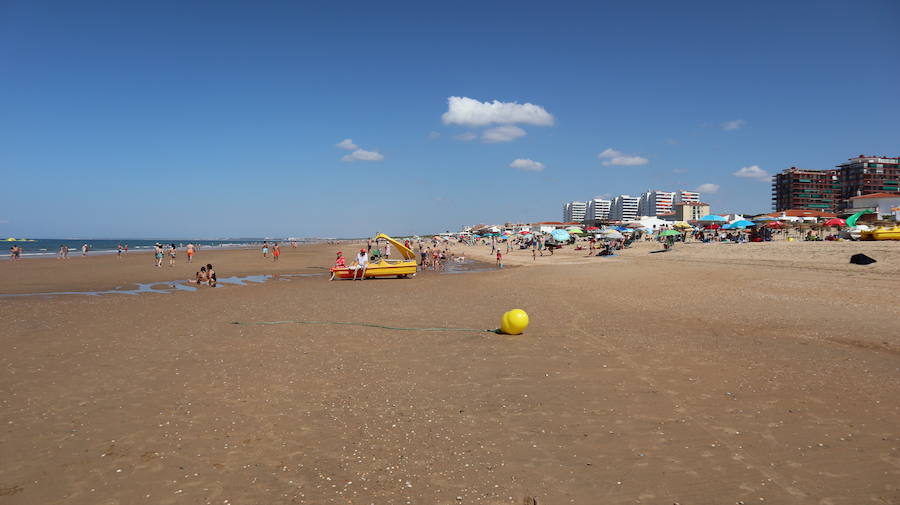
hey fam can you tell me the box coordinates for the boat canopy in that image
[375,233,416,260]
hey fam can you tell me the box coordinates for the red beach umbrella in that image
[823,218,846,227]
[705,224,721,230]
[766,221,785,229]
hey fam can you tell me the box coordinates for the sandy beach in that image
[1,241,899,504]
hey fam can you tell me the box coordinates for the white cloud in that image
[482,125,527,143]
[441,96,555,127]
[428,131,441,139]
[721,119,746,131]
[336,138,358,150]
[509,158,545,172]
[597,148,649,166]
[696,183,720,194]
[453,132,477,141]
[733,165,770,181]
[341,149,384,162]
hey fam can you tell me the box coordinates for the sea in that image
[3,238,321,259]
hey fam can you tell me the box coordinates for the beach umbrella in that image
[566,227,584,234]
[766,221,785,229]
[705,224,721,230]
[601,230,624,240]
[673,221,692,229]
[754,216,778,222]
[731,220,756,228]
[614,226,630,232]
[585,226,600,231]
[518,230,530,235]
[699,214,727,222]
[823,218,846,227]
[659,229,681,237]
[522,233,534,240]
[550,229,571,242]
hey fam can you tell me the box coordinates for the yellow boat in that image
[330,233,418,280]
[861,226,900,241]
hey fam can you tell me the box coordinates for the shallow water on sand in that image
[0,273,324,298]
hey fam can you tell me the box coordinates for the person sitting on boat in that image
[334,251,346,267]
[353,248,368,281]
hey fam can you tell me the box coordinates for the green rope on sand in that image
[228,320,497,333]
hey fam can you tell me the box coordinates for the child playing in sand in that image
[191,266,208,284]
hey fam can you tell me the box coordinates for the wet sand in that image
[1,241,899,504]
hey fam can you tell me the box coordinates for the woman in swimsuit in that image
[168,243,176,266]
[206,264,217,287]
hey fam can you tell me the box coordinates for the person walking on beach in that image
[273,242,280,262]
[117,244,123,259]
[168,243,176,266]
[82,244,88,256]
[154,243,163,267]
[354,248,368,280]
[186,243,195,263]
[124,243,128,255]
[58,244,66,260]
[496,249,502,268]
[262,241,269,258]
[367,239,372,254]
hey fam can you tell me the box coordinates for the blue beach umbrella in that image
[550,229,571,241]
[730,220,756,228]
[699,214,727,222]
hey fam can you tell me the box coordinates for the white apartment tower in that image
[586,198,611,221]
[638,190,676,216]
[563,201,587,222]
[610,195,640,221]
[674,190,700,204]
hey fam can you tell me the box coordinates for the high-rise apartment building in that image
[585,198,611,222]
[772,167,840,213]
[638,190,675,216]
[674,190,700,204]
[610,195,640,221]
[772,155,900,213]
[563,201,587,222]
[836,155,900,207]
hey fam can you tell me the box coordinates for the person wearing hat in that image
[334,251,346,268]
[353,248,368,280]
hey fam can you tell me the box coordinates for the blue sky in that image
[2,0,898,238]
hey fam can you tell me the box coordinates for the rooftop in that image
[849,192,900,200]
[766,209,837,218]
[675,202,710,206]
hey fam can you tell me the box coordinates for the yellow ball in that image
[500,309,529,335]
